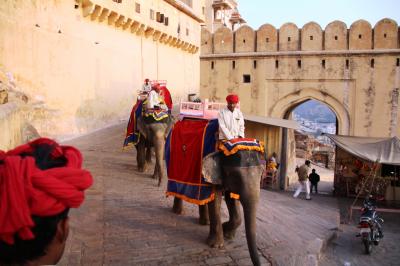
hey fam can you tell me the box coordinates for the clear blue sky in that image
[238,0,400,29]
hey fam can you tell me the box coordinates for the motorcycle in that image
[356,195,384,254]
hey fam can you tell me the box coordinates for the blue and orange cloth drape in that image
[123,100,143,149]
[165,119,219,205]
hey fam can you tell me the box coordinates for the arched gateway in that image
[269,88,347,189]
[269,88,350,135]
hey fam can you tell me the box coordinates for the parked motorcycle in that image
[356,195,384,254]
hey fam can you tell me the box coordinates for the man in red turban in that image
[0,138,93,265]
[218,94,245,140]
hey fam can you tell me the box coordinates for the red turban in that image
[0,138,93,245]
[226,94,239,104]
[159,86,173,110]
[152,83,160,92]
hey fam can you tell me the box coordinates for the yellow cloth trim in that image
[218,141,265,156]
[230,193,240,200]
[267,162,277,170]
[167,179,212,187]
[143,112,169,121]
[122,142,134,151]
[166,191,215,205]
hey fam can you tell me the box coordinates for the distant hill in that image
[293,100,336,123]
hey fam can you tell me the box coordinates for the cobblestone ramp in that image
[59,123,339,266]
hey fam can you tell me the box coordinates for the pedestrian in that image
[293,160,311,200]
[0,138,93,265]
[218,94,245,141]
[309,169,320,194]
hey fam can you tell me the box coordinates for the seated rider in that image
[218,94,245,141]
[142,78,152,93]
[137,78,152,101]
[267,152,279,171]
[146,83,167,111]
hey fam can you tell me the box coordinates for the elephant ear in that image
[202,152,222,185]
[164,115,176,139]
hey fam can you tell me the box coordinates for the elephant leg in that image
[145,146,152,164]
[207,190,224,248]
[240,197,261,266]
[222,191,242,240]
[152,162,159,180]
[172,197,184,214]
[153,131,166,187]
[136,140,146,172]
[198,204,209,225]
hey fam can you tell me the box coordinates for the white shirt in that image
[142,83,152,93]
[218,107,245,140]
[147,90,161,109]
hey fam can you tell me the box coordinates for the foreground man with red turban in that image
[218,94,245,140]
[0,138,93,265]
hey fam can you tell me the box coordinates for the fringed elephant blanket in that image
[123,100,143,149]
[165,119,218,205]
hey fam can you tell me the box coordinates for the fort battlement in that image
[201,18,400,55]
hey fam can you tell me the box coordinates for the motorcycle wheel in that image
[363,239,372,254]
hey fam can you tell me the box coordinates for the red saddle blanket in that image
[123,100,143,149]
[165,119,218,205]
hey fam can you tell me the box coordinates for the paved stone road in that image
[320,209,400,266]
[58,124,339,266]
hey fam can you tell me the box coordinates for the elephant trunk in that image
[241,198,260,266]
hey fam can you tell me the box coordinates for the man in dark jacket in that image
[309,169,320,194]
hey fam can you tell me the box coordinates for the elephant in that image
[173,149,265,266]
[136,113,174,186]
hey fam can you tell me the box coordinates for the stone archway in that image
[269,88,350,135]
[268,88,350,190]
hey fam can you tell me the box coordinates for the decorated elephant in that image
[172,148,265,266]
[203,149,264,265]
[136,111,174,186]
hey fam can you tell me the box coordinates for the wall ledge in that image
[79,0,199,54]
[200,49,400,59]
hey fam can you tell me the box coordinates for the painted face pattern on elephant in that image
[221,150,264,167]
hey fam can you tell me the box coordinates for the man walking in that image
[293,160,311,200]
[309,169,320,194]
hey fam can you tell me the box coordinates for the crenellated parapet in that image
[201,18,400,55]
[78,0,200,54]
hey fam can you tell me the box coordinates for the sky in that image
[238,0,400,29]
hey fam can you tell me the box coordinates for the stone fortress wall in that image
[201,18,399,54]
[200,18,400,138]
[200,18,400,188]
[0,0,205,149]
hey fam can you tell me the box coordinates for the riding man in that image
[218,94,245,141]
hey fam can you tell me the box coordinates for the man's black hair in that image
[0,209,69,265]
[0,144,69,265]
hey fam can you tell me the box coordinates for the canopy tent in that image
[325,134,400,165]
[243,114,299,130]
